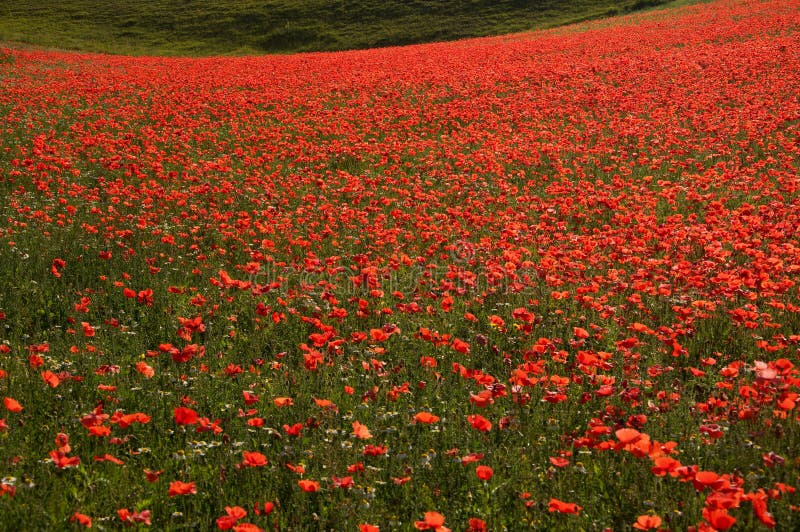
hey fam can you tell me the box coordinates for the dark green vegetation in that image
[0,0,673,55]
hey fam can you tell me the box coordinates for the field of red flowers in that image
[1,0,800,530]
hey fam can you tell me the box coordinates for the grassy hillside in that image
[0,0,671,55]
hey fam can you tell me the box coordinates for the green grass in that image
[0,0,675,56]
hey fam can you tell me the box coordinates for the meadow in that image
[0,0,674,56]
[1,0,800,530]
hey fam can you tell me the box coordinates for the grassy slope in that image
[0,0,671,55]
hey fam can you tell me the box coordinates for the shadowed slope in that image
[0,0,672,55]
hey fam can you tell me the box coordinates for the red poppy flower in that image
[370,328,390,342]
[283,423,303,436]
[352,420,373,439]
[247,417,264,427]
[168,480,197,496]
[81,322,95,337]
[41,370,60,388]
[242,390,259,405]
[55,433,70,452]
[253,502,274,516]
[298,479,320,492]
[467,518,487,531]
[3,397,22,413]
[469,390,494,407]
[363,444,388,456]
[174,407,199,425]
[273,397,293,407]
[232,523,263,532]
[347,462,365,473]
[633,515,662,530]
[475,465,493,481]
[651,456,681,477]
[49,450,80,468]
[216,506,247,530]
[548,498,582,514]
[241,451,268,467]
[573,327,590,339]
[114,412,151,428]
[51,258,65,277]
[87,425,111,437]
[414,511,448,531]
[466,414,492,432]
[313,397,337,410]
[286,462,306,475]
[693,470,725,491]
[461,452,484,464]
[615,428,642,444]
[332,476,354,489]
[143,469,163,483]
[702,508,736,530]
[135,361,155,378]
[414,412,440,424]
[452,338,470,354]
[94,453,124,465]
[70,512,92,528]
[118,508,151,526]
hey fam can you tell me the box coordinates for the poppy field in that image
[2,0,800,530]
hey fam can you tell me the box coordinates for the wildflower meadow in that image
[1,0,800,529]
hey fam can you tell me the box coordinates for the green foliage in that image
[0,0,676,55]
